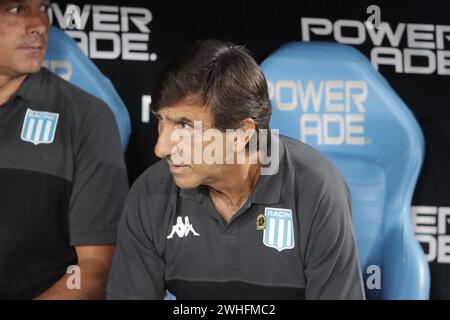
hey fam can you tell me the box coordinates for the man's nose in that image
[26,8,50,37]
[154,122,178,159]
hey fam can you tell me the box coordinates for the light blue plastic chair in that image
[44,26,131,150]
[261,42,430,299]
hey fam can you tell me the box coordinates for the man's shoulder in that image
[280,135,346,189]
[129,159,176,199]
[40,68,111,117]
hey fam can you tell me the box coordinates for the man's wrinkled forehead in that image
[155,96,214,126]
[159,95,209,114]
[155,102,206,121]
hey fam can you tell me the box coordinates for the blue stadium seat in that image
[44,26,131,150]
[261,42,430,299]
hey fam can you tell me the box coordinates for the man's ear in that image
[240,118,257,132]
[233,118,257,154]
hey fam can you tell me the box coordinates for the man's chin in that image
[173,177,200,190]
[15,63,43,75]
[16,55,45,74]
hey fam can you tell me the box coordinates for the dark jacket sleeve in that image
[68,99,129,245]
[106,193,166,300]
[304,175,366,300]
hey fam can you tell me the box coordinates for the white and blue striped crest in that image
[21,109,59,145]
[263,207,295,252]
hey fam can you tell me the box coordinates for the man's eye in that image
[7,6,24,14]
[174,122,192,130]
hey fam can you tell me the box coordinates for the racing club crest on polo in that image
[21,109,59,145]
[263,207,295,252]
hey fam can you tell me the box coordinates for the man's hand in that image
[34,245,115,300]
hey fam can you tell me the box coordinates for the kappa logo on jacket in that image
[167,216,200,239]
